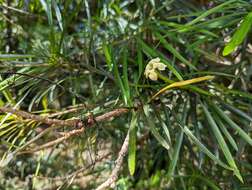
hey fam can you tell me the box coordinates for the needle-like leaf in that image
[128,111,138,175]
[202,103,243,182]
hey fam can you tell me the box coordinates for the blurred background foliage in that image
[0,0,252,189]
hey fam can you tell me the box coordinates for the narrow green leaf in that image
[211,103,252,146]
[0,124,17,137]
[1,90,15,105]
[195,12,244,30]
[224,89,252,100]
[215,116,238,151]
[223,12,252,56]
[167,130,184,179]
[186,0,236,26]
[137,42,143,81]
[202,103,243,182]
[35,151,43,177]
[40,0,53,26]
[112,51,127,105]
[122,48,131,106]
[160,103,172,145]
[154,32,197,70]
[183,126,231,170]
[52,0,63,31]
[143,105,170,150]
[0,54,34,60]
[160,121,171,146]
[194,175,221,190]
[222,103,252,123]
[148,0,155,7]
[128,111,138,175]
[102,43,113,70]
[0,67,30,92]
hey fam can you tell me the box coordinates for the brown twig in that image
[0,107,129,128]
[0,106,130,154]
[95,132,130,190]
[95,108,129,122]
[0,107,82,128]
[18,128,84,154]
[48,104,87,117]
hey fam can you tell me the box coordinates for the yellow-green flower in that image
[144,58,166,81]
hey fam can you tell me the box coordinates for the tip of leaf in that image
[222,46,232,56]
[234,169,244,183]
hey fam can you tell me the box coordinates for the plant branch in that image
[0,106,130,155]
[95,132,130,190]
[0,107,82,128]
[18,128,84,154]
[0,107,129,128]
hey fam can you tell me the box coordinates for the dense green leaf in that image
[1,0,252,189]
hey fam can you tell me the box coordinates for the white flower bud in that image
[144,57,166,81]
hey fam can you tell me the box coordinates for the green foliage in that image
[223,12,252,56]
[0,0,252,189]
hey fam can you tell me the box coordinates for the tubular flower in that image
[144,58,167,81]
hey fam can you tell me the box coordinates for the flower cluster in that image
[144,58,167,81]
